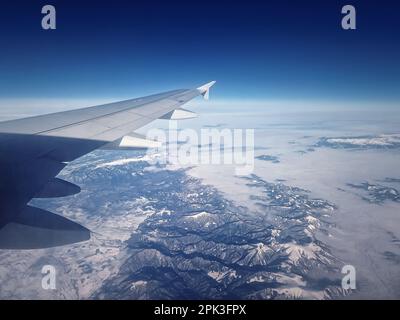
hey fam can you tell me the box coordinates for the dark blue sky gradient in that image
[0,0,399,101]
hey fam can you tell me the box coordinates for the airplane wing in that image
[0,81,216,249]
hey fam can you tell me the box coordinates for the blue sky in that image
[0,0,399,102]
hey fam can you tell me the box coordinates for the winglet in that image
[197,81,216,100]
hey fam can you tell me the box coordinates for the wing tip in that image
[197,81,216,100]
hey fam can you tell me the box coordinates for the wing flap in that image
[160,108,197,120]
[0,206,90,249]
[35,178,81,198]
